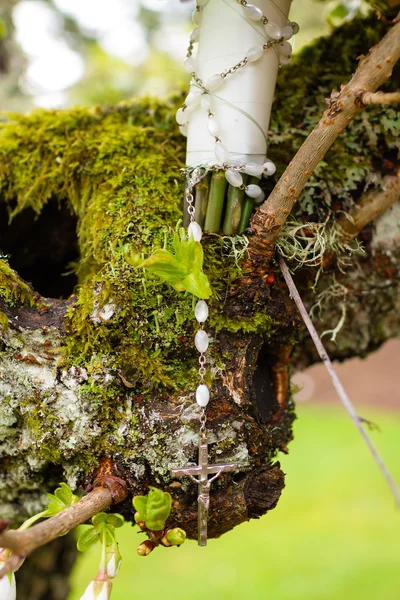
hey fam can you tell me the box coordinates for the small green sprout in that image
[127,228,211,299]
[133,486,172,531]
[19,482,80,530]
[162,528,187,547]
[77,512,124,552]
[77,512,125,598]
[132,486,186,556]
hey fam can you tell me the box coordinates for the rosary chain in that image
[199,407,207,442]
[221,58,248,78]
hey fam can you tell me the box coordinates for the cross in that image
[171,436,237,546]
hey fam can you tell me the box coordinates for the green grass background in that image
[68,404,400,600]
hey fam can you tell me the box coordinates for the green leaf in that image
[92,512,124,528]
[104,513,125,528]
[145,486,172,531]
[128,249,188,282]
[77,526,100,552]
[180,271,211,299]
[132,496,148,521]
[46,483,80,516]
[91,512,108,526]
[127,229,212,299]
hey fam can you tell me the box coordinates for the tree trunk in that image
[14,534,77,600]
[0,10,399,592]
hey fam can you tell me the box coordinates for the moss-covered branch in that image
[0,11,399,538]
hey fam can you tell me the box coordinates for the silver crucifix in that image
[171,436,236,546]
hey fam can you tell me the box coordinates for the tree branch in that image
[359,90,400,104]
[249,15,400,265]
[339,171,400,237]
[0,473,128,579]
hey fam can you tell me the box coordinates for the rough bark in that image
[0,8,399,580]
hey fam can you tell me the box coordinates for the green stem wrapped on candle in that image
[194,176,210,227]
[237,176,260,234]
[222,174,248,235]
[204,171,228,233]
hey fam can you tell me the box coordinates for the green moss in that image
[0,260,35,306]
[212,311,278,334]
[0,92,283,414]
[0,310,9,331]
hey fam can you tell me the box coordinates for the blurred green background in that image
[68,403,400,600]
[0,0,370,111]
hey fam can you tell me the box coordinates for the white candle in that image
[186,0,292,168]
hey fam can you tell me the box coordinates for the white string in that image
[278,255,400,508]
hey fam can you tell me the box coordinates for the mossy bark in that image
[0,9,399,579]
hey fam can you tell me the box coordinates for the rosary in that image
[171,0,298,546]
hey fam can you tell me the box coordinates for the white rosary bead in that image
[244,162,264,176]
[192,9,202,25]
[184,56,196,74]
[207,117,220,137]
[201,94,212,110]
[179,124,188,137]
[214,141,229,164]
[185,90,202,108]
[196,384,210,407]
[290,22,299,34]
[254,190,265,204]
[280,54,292,65]
[188,221,203,242]
[265,22,281,40]
[246,45,264,63]
[195,300,209,323]
[280,41,292,57]
[281,25,294,40]
[190,27,200,42]
[195,330,209,353]
[243,4,263,20]
[245,184,262,198]
[206,74,224,92]
[263,159,276,176]
[225,168,243,187]
[176,107,188,125]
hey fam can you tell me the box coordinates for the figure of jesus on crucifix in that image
[171,435,236,546]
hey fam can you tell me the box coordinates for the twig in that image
[339,171,400,237]
[278,255,400,508]
[359,90,400,104]
[0,471,128,579]
[248,17,400,266]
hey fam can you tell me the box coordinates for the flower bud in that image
[0,572,16,600]
[80,579,112,600]
[137,540,154,557]
[132,496,148,523]
[0,549,18,600]
[134,513,145,528]
[164,528,186,547]
[105,542,122,579]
